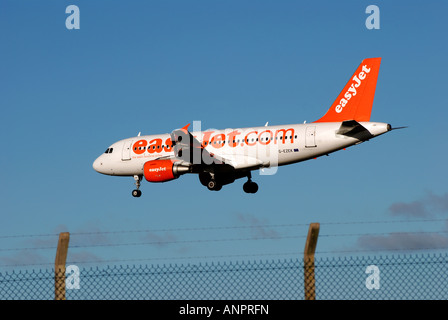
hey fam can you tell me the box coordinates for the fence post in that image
[54,232,70,300]
[304,223,320,300]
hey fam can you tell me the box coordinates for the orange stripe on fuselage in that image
[131,128,295,155]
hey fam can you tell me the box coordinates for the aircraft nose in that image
[93,157,104,173]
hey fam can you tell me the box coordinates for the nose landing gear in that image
[132,175,142,197]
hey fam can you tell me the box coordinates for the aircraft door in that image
[122,140,133,161]
[305,126,317,148]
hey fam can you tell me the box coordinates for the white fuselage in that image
[93,122,390,176]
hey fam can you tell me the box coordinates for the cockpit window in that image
[104,148,114,154]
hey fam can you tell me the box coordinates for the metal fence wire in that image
[1,253,447,300]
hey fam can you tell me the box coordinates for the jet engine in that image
[143,160,190,183]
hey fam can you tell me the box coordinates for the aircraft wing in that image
[214,154,265,170]
[170,124,224,165]
[170,124,265,170]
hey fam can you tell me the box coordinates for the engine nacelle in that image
[143,160,190,183]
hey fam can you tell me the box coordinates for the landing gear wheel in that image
[207,180,222,191]
[250,182,258,193]
[132,175,142,198]
[132,189,142,197]
[243,181,258,194]
[199,172,212,186]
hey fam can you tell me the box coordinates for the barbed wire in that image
[0,217,446,240]
[320,230,448,238]
[1,218,447,268]
[2,244,448,269]
[0,252,303,268]
[0,235,305,252]
[1,230,448,253]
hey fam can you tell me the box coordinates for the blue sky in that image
[1,1,448,270]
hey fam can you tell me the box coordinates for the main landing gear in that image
[202,172,222,191]
[200,171,258,193]
[207,179,222,191]
[132,175,142,198]
[243,176,258,194]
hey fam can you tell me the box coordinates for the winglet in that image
[314,58,382,123]
[181,123,191,133]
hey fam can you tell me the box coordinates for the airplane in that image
[93,57,402,197]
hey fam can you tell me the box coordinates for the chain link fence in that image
[1,252,447,300]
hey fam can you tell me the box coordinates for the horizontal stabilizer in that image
[337,120,373,141]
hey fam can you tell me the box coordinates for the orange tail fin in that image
[314,57,381,123]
